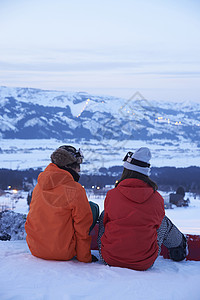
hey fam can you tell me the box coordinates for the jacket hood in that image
[117,178,154,204]
[38,163,74,190]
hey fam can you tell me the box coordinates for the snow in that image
[24,118,46,127]
[1,85,200,172]
[0,86,122,117]
[0,241,200,300]
[0,116,17,132]
[161,193,200,235]
[0,190,29,215]
[0,138,200,172]
[0,194,200,299]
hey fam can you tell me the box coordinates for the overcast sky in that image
[0,0,200,101]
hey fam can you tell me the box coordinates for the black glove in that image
[91,254,98,262]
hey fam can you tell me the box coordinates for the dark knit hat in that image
[50,145,83,167]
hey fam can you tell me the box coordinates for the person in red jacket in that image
[98,147,187,271]
[25,145,99,263]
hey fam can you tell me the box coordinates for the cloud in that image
[0,0,200,101]
[0,56,200,81]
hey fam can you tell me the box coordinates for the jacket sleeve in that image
[71,186,93,263]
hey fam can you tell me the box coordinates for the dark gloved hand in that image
[91,254,98,262]
[169,234,187,261]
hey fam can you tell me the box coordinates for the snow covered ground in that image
[1,241,200,300]
[0,193,200,300]
[0,138,200,172]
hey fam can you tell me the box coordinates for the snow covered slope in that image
[0,86,200,143]
[0,241,200,300]
[0,194,200,300]
[0,86,200,171]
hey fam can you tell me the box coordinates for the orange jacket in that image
[25,163,93,262]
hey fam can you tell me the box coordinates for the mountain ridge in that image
[0,86,200,144]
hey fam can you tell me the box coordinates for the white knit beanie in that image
[123,147,151,176]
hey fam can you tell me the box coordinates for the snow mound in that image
[0,240,200,300]
[0,211,26,240]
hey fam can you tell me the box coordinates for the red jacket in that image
[25,163,93,262]
[101,179,165,270]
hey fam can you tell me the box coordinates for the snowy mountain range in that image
[0,86,200,144]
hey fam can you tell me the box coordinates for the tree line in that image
[0,166,200,194]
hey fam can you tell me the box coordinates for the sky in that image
[0,0,200,102]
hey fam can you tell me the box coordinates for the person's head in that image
[123,147,151,176]
[50,145,83,173]
[176,186,185,197]
[116,147,158,191]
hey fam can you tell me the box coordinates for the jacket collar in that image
[61,167,80,182]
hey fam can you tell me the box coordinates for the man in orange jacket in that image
[25,145,99,263]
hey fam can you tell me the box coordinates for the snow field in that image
[0,241,200,300]
[0,138,200,171]
[0,193,200,299]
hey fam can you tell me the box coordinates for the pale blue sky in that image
[0,0,200,101]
